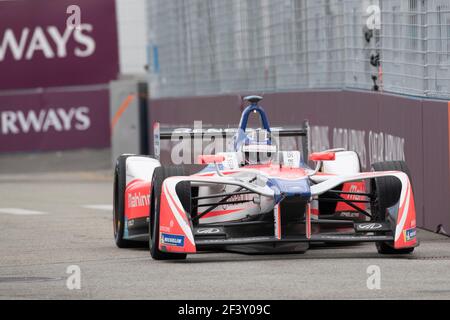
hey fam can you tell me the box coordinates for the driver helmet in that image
[242,129,277,165]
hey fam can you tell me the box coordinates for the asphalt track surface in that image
[1,161,450,299]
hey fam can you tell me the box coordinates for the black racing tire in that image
[375,241,414,254]
[371,160,414,254]
[149,165,191,260]
[113,155,144,248]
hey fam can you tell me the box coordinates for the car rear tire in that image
[149,165,191,260]
[113,155,145,248]
[371,160,414,254]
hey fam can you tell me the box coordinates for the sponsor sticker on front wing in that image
[160,233,185,247]
[404,228,416,242]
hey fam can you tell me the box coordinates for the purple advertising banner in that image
[0,87,110,152]
[0,0,119,90]
[149,90,450,234]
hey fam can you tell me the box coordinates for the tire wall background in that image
[149,90,450,234]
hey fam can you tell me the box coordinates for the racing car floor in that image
[1,170,450,299]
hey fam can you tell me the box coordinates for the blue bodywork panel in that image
[234,102,272,151]
[267,177,311,203]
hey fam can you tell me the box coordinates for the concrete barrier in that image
[110,80,149,166]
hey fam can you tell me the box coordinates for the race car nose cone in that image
[267,177,311,202]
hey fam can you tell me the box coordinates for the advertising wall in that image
[0,0,118,152]
[0,87,110,152]
[0,0,119,90]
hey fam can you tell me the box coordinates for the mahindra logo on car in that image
[0,107,90,135]
[196,228,221,234]
[347,185,363,200]
[358,223,383,230]
[0,25,95,62]
[128,192,150,209]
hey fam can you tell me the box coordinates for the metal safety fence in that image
[146,0,450,99]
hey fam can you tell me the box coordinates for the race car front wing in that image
[157,171,418,254]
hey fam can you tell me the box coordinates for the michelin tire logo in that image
[160,233,185,247]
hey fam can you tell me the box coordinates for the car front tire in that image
[149,165,189,260]
[371,161,415,255]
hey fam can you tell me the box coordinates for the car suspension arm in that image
[322,192,373,219]
[191,177,257,222]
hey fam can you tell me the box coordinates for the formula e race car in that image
[113,95,418,260]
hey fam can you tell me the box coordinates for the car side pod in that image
[158,177,196,254]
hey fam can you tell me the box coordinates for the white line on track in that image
[81,204,113,211]
[0,208,47,215]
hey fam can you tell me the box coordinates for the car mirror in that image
[197,155,225,164]
[309,152,336,161]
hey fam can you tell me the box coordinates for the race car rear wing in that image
[152,120,310,164]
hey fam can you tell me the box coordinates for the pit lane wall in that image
[148,90,450,235]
